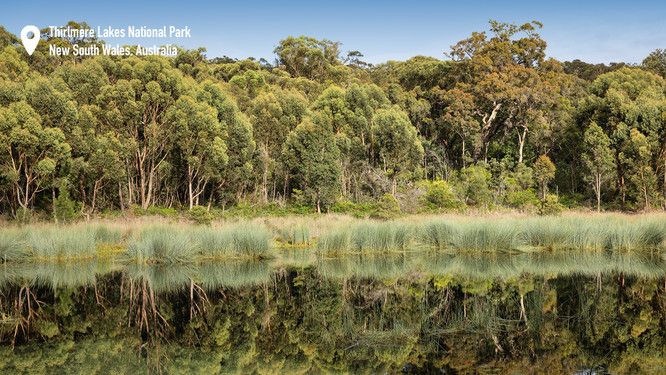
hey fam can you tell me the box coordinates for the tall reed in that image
[126,226,197,264]
[0,228,25,262]
[193,224,272,259]
[27,226,97,260]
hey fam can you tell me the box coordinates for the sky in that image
[2,0,665,64]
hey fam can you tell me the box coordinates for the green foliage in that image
[505,189,539,211]
[188,206,214,225]
[274,36,342,81]
[642,49,666,77]
[582,122,615,211]
[421,180,461,210]
[53,183,81,223]
[533,155,556,200]
[330,199,375,218]
[371,194,401,220]
[371,107,424,193]
[538,194,563,215]
[455,166,493,207]
[132,205,179,218]
[282,118,341,212]
[0,21,665,218]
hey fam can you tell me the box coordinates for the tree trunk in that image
[260,145,269,203]
[188,165,194,209]
[595,173,602,212]
[517,127,527,164]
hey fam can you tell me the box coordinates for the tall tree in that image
[167,95,227,209]
[533,155,556,200]
[0,101,71,212]
[642,49,666,78]
[582,122,615,211]
[250,88,308,201]
[371,107,424,194]
[274,36,342,81]
[282,117,340,213]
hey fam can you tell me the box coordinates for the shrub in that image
[539,194,563,216]
[456,166,493,207]
[188,205,214,225]
[422,180,460,210]
[331,199,375,218]
[146,206,179,218]
[54,184,81,223]
[506,188,539,211]
[371,194,401,220]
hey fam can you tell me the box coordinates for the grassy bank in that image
[1,213,665,263]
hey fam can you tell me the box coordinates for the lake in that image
[1,251,665,374]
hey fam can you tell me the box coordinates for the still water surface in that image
[1,251,665,374]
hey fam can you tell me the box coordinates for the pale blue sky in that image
[2,0,665,64]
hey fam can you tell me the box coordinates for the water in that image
[1,252,665,374]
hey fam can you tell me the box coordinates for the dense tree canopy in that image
[0,20,665,218]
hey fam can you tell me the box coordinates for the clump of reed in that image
[275,225,310,247]
[601,219,666,251]
[90,225,124,245]
[450,221,519,252]
[317,222,414,255]
[126,226,197,264]
[415,215,666,253]
[519,216,666,251]
[316,228,350,256]
[417,220,456,250]
[27,226,98,260]
[416,219,519,252]
[0,229,26,262]
[196,225,272,259]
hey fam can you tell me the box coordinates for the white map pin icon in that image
[20,25,40,56]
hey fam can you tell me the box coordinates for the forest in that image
[1,20,666,221]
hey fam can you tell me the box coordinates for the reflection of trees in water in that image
[0,284,43,347]
[0,261,665,373]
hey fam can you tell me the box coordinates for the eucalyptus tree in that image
[197,81,255,204]
[96,56,185,208]
[446,21,550,163]
[371,107,424,194]
[582,122,615,211]
[282,115,341,213]
[250,88,308,201]
[0,101,71,212]
[585,67,666,206]
[274,36,342,81]
[166,95,226,209]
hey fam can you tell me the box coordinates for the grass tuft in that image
[126,226,197,264]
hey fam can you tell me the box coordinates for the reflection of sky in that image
[2,0,665,64]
